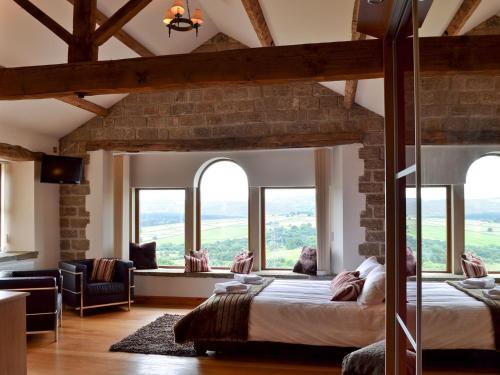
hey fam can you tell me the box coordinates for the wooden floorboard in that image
[26,304,499,375]
[26,304,342,375]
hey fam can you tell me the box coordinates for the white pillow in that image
[356,256,380,278]
[358,265,385,305]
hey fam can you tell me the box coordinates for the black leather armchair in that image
[59,259,135,316]
[0,269,62,341]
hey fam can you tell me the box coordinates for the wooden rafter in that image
[1,35,499,100]
[0,65,107,116]
[0,39,383,99]
[344,0,366,110]
[93,0,153,46]
[69,0,97,62]
[57,96,109,117]
[241,0,274,47]
[0,143,44,162]
[444,0,482,36]
[65,0,154,57]
[86,132,363,152]
[13,0,73,45]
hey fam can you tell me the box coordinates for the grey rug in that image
[109,313,196,357]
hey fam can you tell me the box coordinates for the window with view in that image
[199,160,248,268]
[137,189,185,267]
[465,155,500,272]
[406,186,449,272]
[263,188,317,269]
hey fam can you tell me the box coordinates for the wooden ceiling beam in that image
[93,0,152,46]
[241,0,274,47]
[57,96,109,117]
[1,35,499,100]
[344,0,366,110]
[0,143,44,162]
[86,131,363,153]
[66,0,154,58]
[13,0,73,45]
[0,64,107,116]
[0,39,384,99]
[444,0,482,36]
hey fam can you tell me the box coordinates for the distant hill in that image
[407,197,500,222]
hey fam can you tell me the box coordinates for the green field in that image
[140,215,316,268]
[407,217,500,271]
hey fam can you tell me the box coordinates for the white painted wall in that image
[130,148,316,188]
[87,150,114,259]
[406,145,500,185]
[135,276,231,298]
[331,144,366,274]
[0,126,60,268]
[1,160,59,268]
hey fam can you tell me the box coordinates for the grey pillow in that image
[342,340,416,375]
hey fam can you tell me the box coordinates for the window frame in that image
[406,185,452,273]
[195,159,250,269]
[260,186,317,271]
[134,187,187,269]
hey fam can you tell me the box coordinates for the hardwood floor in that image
[26,304,342,375]
[26,304,500,375]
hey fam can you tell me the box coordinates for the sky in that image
[200,160,248,202]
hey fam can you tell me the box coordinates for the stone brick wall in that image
[59,33,385,261]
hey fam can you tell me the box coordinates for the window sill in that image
[418,272,500,282]
[134,268,332,280]
[0,251,38,264]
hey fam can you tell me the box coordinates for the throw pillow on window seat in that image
[230,250,254,274]
[406,247,417,277]
[461,251,487,278]
[292,246,317,276]
[129,242,158,270]
[185,249,211,272]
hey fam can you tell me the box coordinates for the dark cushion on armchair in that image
[87,282,125,296]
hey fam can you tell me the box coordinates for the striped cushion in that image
[91,258,117,282]
[185,249,210,272]
[230,251,254,274]
[330,270,365,301]
[461,252,487,278]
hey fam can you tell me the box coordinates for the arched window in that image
[465,155,500,271]
[198,160,248,267]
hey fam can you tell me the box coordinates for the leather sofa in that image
[59,259,135,316]
[0,269,62,341]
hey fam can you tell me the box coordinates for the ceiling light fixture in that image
[163,0,204,37]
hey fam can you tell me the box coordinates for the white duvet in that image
[248,279,495,350]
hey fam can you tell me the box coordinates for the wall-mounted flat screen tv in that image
[40,155,83,184]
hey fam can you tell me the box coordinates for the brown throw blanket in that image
[447,281,500,351]
[174,278,274,343]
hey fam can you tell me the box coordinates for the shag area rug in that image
[109,313,196,357]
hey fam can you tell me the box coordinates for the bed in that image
[175,279,497,352]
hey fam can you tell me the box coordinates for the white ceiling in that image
[1,0,499,140]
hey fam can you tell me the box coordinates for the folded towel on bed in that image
[213,281,250,294]
[482,289,500,300]
[233,273,263,284]
[459,276,496,289]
